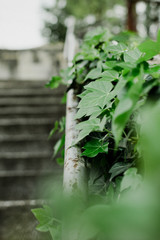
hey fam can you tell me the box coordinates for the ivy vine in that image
[32,28,160,240]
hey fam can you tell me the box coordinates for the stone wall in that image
[0,43,65,81]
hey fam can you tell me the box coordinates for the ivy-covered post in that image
[63,16,88,197]
[64,89,88,196]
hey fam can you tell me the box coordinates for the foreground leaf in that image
[84,67,102,81]
[45,76,62,89]
[100,70,119,81]
[138,31,160,62]
[32,205,54,232]
[82,81,113,108]
[120,168,142,192]
[112,79,143,146]
[124,48,142,63]
[49,121,59,139]
[106,43,127,55]
[82,138,108,157]
[75,118,106,143]
[75,105,102,119]
[109,162,132,180]
[53,134,65,157]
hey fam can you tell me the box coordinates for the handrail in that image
[63,17,87,196]
[63,16,76,67]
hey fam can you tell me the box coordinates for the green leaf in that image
[76,78,126,119]
[106,43,127,55]
[82,48,100,61]
[75,118,105,143]
[117,61,137,69]
[138,33,160,62]
[77,90,91,98]
[60,67,74,84]
[84,27,110,46]
[53,134,65,157]
[102,61,117,70]
[109,162,132,180]
[59,117,65,133]
[45,76,62,89]
[112,78,143,146]
[75,105,102,119]
[100,70,119,81]
[48,121,59,139]
[145,65,160,76]
[61,93,67,104]
[82,138,108,157]
[106,182,115,202]
[49,117,65,139]
[120,168,142,192]
[83,81,113,108]
[56,157,64,166]
[84,67,102,81]
[111,31,137,43]
[124,48,142,63]
[32,205,54,232]
[49,226,61,240]
[110,77,126,99]
[76,81,113,119]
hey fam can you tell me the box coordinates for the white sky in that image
[0,0,53,49]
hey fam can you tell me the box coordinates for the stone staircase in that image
[0,80,65,240]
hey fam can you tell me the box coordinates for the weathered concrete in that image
[0,43,65,81]
[0,79,65,239]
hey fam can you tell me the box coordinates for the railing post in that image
[63,17,88,197]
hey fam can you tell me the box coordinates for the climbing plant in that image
[32,28,160,240]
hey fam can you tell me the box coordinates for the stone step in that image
[0,199,44,208]
[0,170,54,177]
[0,117,56,126]
[0,134,50,141]
[0,80,48,89]
[0,106,65,118]
[0,133,58,153]
[0,133,60,143]
[0,139,54,152]
[0,88,65,97]
[0,151,51,160]
[0,170,62,200]
[0,202,51,240]
[0,123,52,135]
[0,117,58,135]
[0,96,63,106]
[0,79,64,239]
[0,152,55,171]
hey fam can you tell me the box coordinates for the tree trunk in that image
[127,0,137,32]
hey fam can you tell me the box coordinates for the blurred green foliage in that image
[42,0,125,42]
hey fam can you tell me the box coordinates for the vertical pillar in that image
[63,16,87,198]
